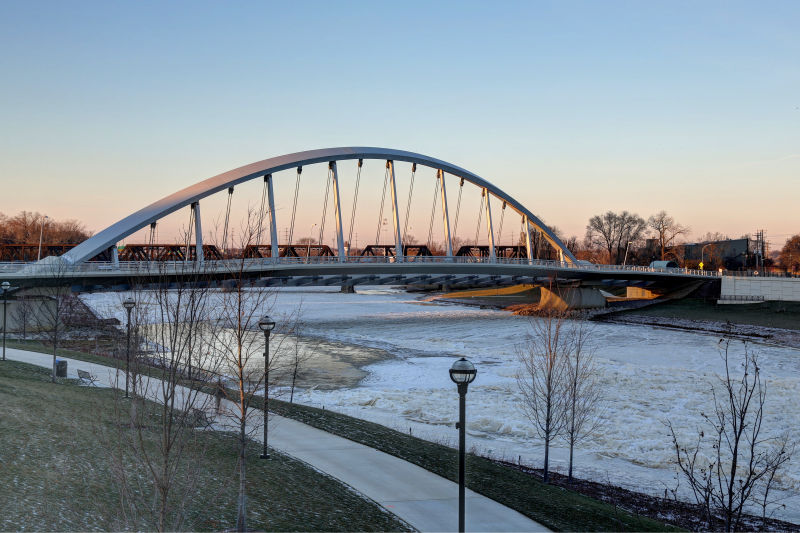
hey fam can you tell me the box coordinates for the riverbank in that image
[427,288,800,348]
[596,299,800,348]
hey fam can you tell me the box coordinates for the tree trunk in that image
[236,416,247,532]
[568,390,576,481]
[290,363,298,404]
[51,323,58,383]
[568,441,574,481]
[543,434,550,483]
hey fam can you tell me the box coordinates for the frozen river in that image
[81,287,800,521]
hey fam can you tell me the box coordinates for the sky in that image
[0,1,798,249]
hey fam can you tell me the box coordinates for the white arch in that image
[62,147,577,264]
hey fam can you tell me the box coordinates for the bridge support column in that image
[524,216,534,265]
[387,161,404,262]
[484,189,496,262]
[111,246,119,269]
[438,169,454,261]
[267,174,279,263]
[330,162,346,262]
[192,202,204,264]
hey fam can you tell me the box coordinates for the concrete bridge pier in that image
[537,286,607,311]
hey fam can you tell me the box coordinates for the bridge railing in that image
[2,255,724,279]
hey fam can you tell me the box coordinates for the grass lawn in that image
[269,400,681,532]
[0,360,410,532]
[5,340,680,531]
[618,298,800,330]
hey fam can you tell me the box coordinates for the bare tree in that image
[108,248,223,531]
[668,339,794,531]
[0,210,90,245]
[647,211,689,261]
[696,231,730,243]
[516,309,569,483]
[11,296,33,340]
[561,319,602,482]
[585,211,647,264]
[31,258,77,382]
[779,234,800,274]
[211,211,282,532]
[282,303,312,404]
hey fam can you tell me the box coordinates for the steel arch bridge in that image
[2,146,719,301]
[62,147,578,267]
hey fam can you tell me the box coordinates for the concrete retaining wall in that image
[720,276,800,302]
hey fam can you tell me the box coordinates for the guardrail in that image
[718,270,799,279]
[718,294,766,302]
[1,255,722,279]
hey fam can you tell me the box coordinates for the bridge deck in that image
[1,256,721,290]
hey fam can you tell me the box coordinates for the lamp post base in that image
[260,453,270,460]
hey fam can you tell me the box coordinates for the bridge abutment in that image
[537,286,607,311]
[626,287,663,299]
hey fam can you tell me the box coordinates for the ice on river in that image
[80,287,800,521]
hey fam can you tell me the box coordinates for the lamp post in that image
[259,314,276,459]
[1,281,10,361]
[701,243,713,270]
[122,297,135,398]
[37,215,49,261]
[622,241,633,266]
[449,357,477,533]
[306,223,317,264]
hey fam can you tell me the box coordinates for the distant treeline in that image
[0,211,91,244]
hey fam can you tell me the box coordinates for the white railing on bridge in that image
[1,255,723,278]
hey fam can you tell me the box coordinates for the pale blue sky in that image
[1,1,798,247]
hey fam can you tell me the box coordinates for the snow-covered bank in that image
[80,287,800,522]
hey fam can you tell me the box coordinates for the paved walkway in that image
[4,348,548,532]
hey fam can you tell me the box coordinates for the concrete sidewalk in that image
[5,348,548,532]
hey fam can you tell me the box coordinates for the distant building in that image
[680,238,764,270]
[644,237,765,270]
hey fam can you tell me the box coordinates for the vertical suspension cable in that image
[319,167,332,246]
[497,202,507,247]
[186,205,195,260]
[474,190,485,245]
[426,179,439,247]
[452,178,465,238]
[347,159,363,250]
[402,163,416,243]
[148,222,156,260]
[288,167,302,247]
[375,165,389,245]
[222,187,233,253]
[256,177,268,250]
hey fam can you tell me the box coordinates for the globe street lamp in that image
[1,281,10,362]
[122,297,136,398]
[449,357,477,533]
[259,314,276,459]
